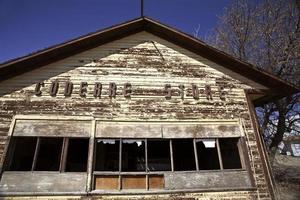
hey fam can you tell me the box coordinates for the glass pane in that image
[219,138,242,169]
[147,140,171,171]
[8,137,37,171]
[65,138,89,172]
[122,140,145,172]
[172,139,196,171]
[196,139,220,170]
[35,138,63,171]
[95,139,120,171]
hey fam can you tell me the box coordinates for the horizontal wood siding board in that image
[162,124,241,138]
[96,122,241,138]
[164,171,251,190]
[13,119,91,137]
[0,172,87,192]
[96,122,162,138]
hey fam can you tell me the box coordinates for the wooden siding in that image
[13,119,91,137]
[0,172,87,193]
[0,32,271,199]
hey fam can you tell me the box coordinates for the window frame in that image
[4,136,90,173]
[0,117,254,194]
[92,137,247,191]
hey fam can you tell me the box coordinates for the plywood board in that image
[149,175,164,189]
[121,175,146,189]
[95,175,119,190]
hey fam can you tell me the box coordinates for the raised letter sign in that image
[192,84,199,100]
[178,84,185,100]
[219,85,226,100]
[35,82,44,96]
[64,81,73,97]
[123,83,132,98]
[94,82,102,98]
[165,84,171,99]
[49,80,59,97]
[205,85,213,100]
[79,82,88,97]
[109,82,117,98]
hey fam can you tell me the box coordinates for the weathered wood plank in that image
[164,171,252,190]
[96,122,162,138]
[162,124,242,138]
[0,172,87,192]
[13,119,91,137]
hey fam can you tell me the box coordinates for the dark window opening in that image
[95,139,120,171]
[65,138,89,172]
[196,139,220,170]
[8,137,37,171]
[122,140,145,172]
[219,138,242,169]
[35,138,63,171]
[147,140,171,171]
[172,139,196,171]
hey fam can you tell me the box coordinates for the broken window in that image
[95,139,120,171]
[147,140,171,171]
[7,137,37,171]
[172,139,196,171]
[122,139,146,172]
[196,139,220,170]
[65,138,89,172]
[219,138,242,169]
[35,138,63,171]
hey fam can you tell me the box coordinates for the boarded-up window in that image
[172,139,196,171]
[8,137,37,171]
[122,175,146,189]
[149,175,164,189]
[95,175,119,190]
[95,139,120,171]
[219,138,242,169]
[147,140,171,171]
[65,138,89,172]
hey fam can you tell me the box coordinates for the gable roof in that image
[0,17,299,104]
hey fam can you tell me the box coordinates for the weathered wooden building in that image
[0,17,298,199]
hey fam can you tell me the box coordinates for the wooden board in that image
[149,175,164,189]
[94,175,119,190]
[164,170,251,190]
[162,123,241,138]
[96,122,162,138]
[121,175,146,189]
[0,172,87,193]
[13,119,91,137]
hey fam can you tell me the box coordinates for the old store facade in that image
[0,17,298,199]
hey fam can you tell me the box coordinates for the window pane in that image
[35,138,63,171]
[95,139,120,171]
[65,138,89,172]
[8,137,37,171]
[147,140,171,171]
[219,138,242,169]
[196,139,220,170]
[172,139,196,171]
[122,140,145,172]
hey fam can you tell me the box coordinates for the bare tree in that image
[202,0,300,163]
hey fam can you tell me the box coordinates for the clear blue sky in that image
[0,0,231,63]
